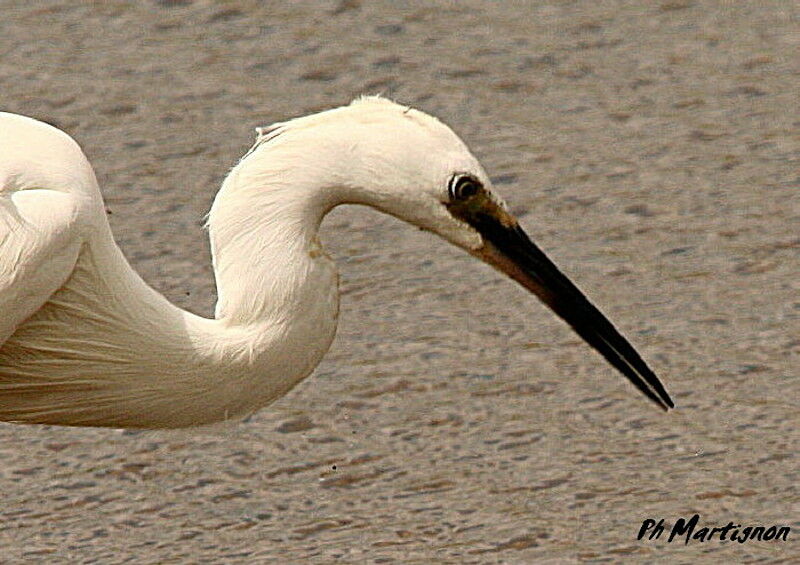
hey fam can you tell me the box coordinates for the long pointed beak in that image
[467,210,674,412]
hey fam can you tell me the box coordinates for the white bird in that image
[0,96,673,429]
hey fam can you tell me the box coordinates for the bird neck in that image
[206,160,336,326]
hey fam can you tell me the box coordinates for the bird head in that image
[240,96,674,411]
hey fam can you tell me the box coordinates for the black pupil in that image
[454,176,479,199]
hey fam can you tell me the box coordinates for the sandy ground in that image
[1,1,798,563]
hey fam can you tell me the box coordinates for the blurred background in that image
[1,1,797,562]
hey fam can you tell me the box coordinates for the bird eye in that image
[448,174,482,201]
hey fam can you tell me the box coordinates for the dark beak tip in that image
[654,392,675,412]
[471,216,676,414]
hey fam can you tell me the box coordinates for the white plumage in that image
[0,97,673,429]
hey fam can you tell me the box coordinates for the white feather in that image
[0,98,486,428]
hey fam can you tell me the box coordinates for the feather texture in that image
[0,96,476,427]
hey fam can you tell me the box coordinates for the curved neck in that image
[207,154,334,326]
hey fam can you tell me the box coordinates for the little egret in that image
[0,96,673,428]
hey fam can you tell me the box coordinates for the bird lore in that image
[637,514,791,544]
